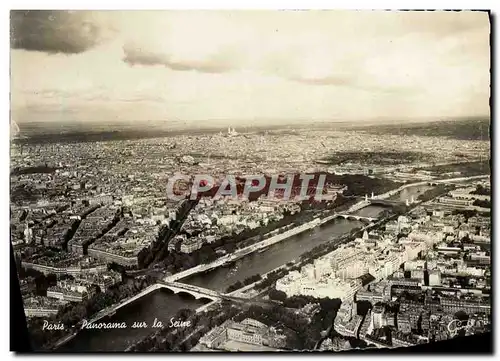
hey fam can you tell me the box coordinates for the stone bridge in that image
[369,196,416,207]
[86,280,268,325]
[333,213,378,222]
[156,281,274,310]
[156,280,220,301]
[110,281,220,314]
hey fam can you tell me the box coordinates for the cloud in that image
[122,43,239,73]
[288,75,419,95]
[10,11,490,123]
[10,10,105,54]
[402,10,489,37]
[287,75,353,87]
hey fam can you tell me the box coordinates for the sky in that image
[10,10,491,128]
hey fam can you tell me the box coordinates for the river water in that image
[57,289,206,352]
[389,184,434,202]
[58,184,432,351]
[180,217,366,292]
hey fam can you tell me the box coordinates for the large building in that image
[439,297,491,315]
[23,296,63,318]
[180,238,204,254]
[24,307,59,318]
[428,269,442,286]
[87,247,139,267]
[22,260,107,276]
[355,290,384,304]
[199,318,286,351]
[369,304,385,332]
[437,197,474,207]
[275,269,362,301]
[47,284,89,303]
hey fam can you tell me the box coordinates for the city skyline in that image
[9,9,491,354]
[11,10,490,128]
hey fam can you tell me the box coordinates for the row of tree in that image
[128,302,241,352]
[225,274,262,293]
[473,199,491,209]
[235,297,342,350]
[136,200,198,269]
[417,184,454,202]
[129,295,342,351]
[471,184,490,196]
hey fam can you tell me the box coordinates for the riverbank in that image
[166,217,324,282]
[222,212,392,302]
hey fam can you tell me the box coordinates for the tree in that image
[268,289,287,302]
[319,297,341,312]
[452,209,477,219]
[350,227,361,237]
[471,185,490,196]
[356,300,372,316]
[454,310,469,322]
[473,199,491,208]
[225,281,244,293]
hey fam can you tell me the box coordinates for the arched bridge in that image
[157,280,275,307]
[333,213,378,222]
[157,280,220,301]
[110,282,219,314]
[87,281,272,325]
[369,197,416,207]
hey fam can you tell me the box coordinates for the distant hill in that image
[352,118,490,141]
[11,117,490,145]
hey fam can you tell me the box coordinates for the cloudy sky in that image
[10,10,490,128]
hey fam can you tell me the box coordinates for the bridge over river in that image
[320,213,378,223]
[86,280,274,326]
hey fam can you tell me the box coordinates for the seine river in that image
[389,184,434,202]
[58,184,431,351]
[57,289,206,351]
